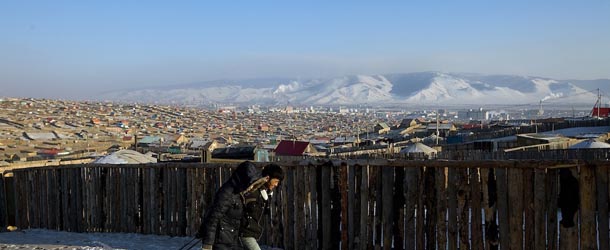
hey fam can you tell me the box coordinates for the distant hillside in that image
[97,72,610,106]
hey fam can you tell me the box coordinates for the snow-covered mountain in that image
[97,72,610,106]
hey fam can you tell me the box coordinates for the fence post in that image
[595,164,609,250]
[496,168,510,250]
[317,162,332,250]
[436,167,447,250]
[546,169,559,250]
[470,168,483,250]
[579,164,596,250]
[0,174,7,230]
[534,168,546,250]
[381,166,394,250]
[446,167,457,250]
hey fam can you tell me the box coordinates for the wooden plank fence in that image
[2,160,610,250]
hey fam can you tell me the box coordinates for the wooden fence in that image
[1,160,610,250]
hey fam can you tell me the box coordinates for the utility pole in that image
[436,110,440,145]
[598,88,602,117]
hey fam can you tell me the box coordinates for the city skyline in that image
[2,1,609,99]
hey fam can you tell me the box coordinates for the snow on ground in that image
[0,229,198,250]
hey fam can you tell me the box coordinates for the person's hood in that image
[230,161,263,193]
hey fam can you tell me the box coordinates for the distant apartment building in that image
[458,108,491,121]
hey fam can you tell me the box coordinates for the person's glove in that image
[202,244,213,250]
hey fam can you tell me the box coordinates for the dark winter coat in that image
[197,161,265,250]
[240,188,271,239]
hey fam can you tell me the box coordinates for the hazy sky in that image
[1,1,609,99]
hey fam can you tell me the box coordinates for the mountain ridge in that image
[96,72,610,106]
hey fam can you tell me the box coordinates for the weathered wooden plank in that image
[435,167,447,250]
[82,168,89,231]
[318,163,332,250]
[41,170,47,229]
[39,170,47,229]
[596,165,609,250]
[92,167,99,231]
[40,170,46,228]
[304,164,317,249]
[333,162,349,249]
[124,168,131,233]
[393,166,405,250]
[579,164,596,250]
[470,168,483,250]
[103,167,111,231]
[285,166,296,249]
[278,165,288,249]
[64,169,72,231]
[367,164,378,250]
[12,173,20,229]
[381,166,394,250]
[272,165,285,248]
[167,167,174,236]
[175,165,181,235]
[508,168,524,250]
[186,168,193,235]
[139,167,145,233]
[481,168,499,250]
[163,167,170,235]
[457,168,470,250]
[559,168,578,250]
[69,169,76,232]
[358,164,369,250]
[403,167,417,250]
[193,166,202,236]
[196,166,204,236]
[45,170,54,230]
[62,169,70,231]
[172,166,179,236]
[423,167,436,250]
[27,171,36,229]
[52,169,60,230]
[533,168,546,250]
[27,171,35,229]
[107,168,114,232]
[109,169,122,232]
[0,174,6,228]
[121,168,129,233]
[415,167,425,250]
[21,172,29,229]
[95,168,102,232]
[141,168,149,234]
[495,168,510,250]
[546,169,559,250]
[523,168,534,250]
[76,168,84,233]
[133,168,139,233]
[446,167,458,250]
[302,165,314,250]
[152,167,160,234]
[297,166,307,247]
[192,167,199,235]
[347,163,356,250]
[110,169,123,232]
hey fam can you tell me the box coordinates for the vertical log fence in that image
[1,160,609,250]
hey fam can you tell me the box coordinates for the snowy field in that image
[0,229,198,250]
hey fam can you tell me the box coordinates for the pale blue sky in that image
[1,1,609,99]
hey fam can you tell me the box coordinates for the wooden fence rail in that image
[1,160,609,250]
